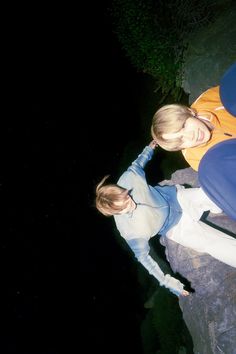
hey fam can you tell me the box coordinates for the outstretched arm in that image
[128,140,158,176]
[126,238,189,297]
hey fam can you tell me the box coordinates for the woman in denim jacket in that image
[95,141,236,297]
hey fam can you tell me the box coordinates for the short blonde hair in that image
[151,104,196,151]
[95,175,129,216]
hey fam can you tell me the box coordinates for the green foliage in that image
[110,0,220,100]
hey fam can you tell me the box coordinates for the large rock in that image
[181,2,236,103]
[160,167,236,234]
[160,167,236,354]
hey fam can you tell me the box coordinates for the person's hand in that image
[181,290,190,296]
[149,140,158,149]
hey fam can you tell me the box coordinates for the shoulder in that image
[117,170,131,187]
[191,86,221,111]
[118,170,143,189]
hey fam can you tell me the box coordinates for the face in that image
[162,117,211,149]
[115,195,136,214]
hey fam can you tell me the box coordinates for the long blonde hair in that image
[95,175,129,216]
[151,104,196,151]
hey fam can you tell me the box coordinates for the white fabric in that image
[175,185,222,219]
[167,187,236,268]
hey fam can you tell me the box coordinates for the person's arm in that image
[126,238,189,297]
[128,141,158,176]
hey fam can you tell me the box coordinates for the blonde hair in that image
[151,104,196,151]
[95,175,129,216]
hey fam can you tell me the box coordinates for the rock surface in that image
[160,167,236,354]
[181,2,236,103]
[177,9,236,349]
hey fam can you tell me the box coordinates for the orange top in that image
[182,86,236,171]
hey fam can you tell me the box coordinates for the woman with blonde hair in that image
[95,141,236,297]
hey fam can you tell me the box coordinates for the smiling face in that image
[162,117,211,149]
[151,104,214,151]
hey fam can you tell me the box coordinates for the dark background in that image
[3,3,188,353]
[81,6,154,353]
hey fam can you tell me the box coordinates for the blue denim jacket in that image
[114,146,184,295]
